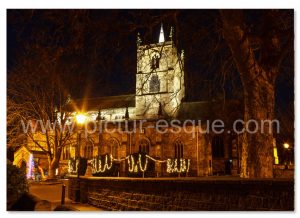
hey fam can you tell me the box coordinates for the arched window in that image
[84,143,93,159]
[151,57,155,69]
[149,74,160,93]
[63,145,70,160]
[212,136,224,158]
[151,54,160,69]
[139,138,150,154]
[174,140,184,158]
[107,138,119,159]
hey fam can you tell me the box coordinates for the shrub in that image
[7,161,28,210]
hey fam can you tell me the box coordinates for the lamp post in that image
[75,113,86,202]
[283,143,290,169]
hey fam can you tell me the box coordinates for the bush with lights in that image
[91,154,119,177]
[68,157,87,176]
[126,152,155,177]
[167,158,191,176]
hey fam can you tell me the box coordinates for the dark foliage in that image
[7,161,28,210]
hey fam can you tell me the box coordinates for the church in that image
[14,24,253,178]
[63,24,247,178]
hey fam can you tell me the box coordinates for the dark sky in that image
[7,9,235,100]
[7,9,294,111]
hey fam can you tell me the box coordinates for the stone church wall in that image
[77,123,212,177]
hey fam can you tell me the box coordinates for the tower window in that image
[149,74,160,93]
[151,54,160,69]
[212,136,224,158]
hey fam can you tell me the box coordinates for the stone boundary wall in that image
[68,176,294,211]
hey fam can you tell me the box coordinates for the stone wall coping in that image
[68,175,293,184]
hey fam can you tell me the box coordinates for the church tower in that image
[135,24,185,119]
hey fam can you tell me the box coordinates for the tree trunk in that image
[37,165,46,180]
[241,76,275,178]
[47,156,59,179]
[220,10,276,178]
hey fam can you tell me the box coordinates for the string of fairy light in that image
[68,158,79,174]
[26,154,35,179]
[127,154,148,173]
[68,153,191,174]
[166,158,190,173]
[91,154,113,174]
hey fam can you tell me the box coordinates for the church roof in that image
[13,145,47,156]
[69,94,136,111]
[177,100,243,123]
[177,101,212,120]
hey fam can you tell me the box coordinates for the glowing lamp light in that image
[283,143,290,149]
[76,113,86,124]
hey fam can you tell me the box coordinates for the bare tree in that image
[7,46,78,179]
[7,10,96,178]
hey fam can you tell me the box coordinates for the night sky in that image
[7,9,294,137]
[7,10,240,99]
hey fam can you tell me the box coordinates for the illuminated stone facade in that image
[135,40,185,119]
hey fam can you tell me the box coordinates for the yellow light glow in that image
[76,113,86,124]
[283,143,290,149]
[273,147,279,164]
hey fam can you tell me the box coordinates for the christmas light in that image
[26,154,34,179]
[128,154,148,173]
[68,153,191,176]
[68,158,79,174]
[139,154,148,172]
[128,155,135,172]
[91,154,113,174]
[145,155,166,163]
[167,158,190,173]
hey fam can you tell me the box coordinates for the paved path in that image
[29,180,102,211]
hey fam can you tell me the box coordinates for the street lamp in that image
[76,113,86,125]
[75,113,86,166]
[75,112,86,202]
[283,142,290,169]
[283,143,290,149]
